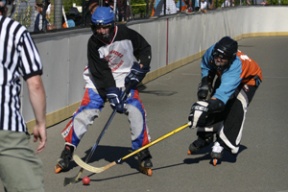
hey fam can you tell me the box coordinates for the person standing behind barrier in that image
[200,0,208,12]
[187,36,262,166]
[176,0,188,12]
[55,6,154,176]
[153,0,178,16]
[0,1,47,191]
[34,0,48,32]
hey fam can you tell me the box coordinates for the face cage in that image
[91,23,115,43]
[91,22,114,30]
[212,50,230,60]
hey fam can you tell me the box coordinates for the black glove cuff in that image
[207,99,225,113]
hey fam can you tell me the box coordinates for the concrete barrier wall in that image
[25,6,288,131]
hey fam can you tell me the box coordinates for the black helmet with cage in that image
[212,36,238,65]
[0,0,15,16]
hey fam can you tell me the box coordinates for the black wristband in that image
[207,99,225,113]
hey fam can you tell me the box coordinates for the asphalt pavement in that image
[2,36,288,192]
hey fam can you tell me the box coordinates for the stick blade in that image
[63,176,79,186]
[73,154,105,174]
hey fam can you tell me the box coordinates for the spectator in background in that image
[117,0,132,22]
[221,0,234,7]
[176,0,188,12]
[208,0,215,9]
[153,0,178,16]
[45,0,56,30]
[34,0,48,32]
[125,0,132,20]
[192,0,200,11]
[200,0,208,12]
[117,0,127,22]
[186,0,193,13]
[46,0,51,20]
[68,7,82,26]
[89,0,99,12]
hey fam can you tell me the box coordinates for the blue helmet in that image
[91,6,115,26]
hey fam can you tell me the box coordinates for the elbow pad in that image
[207,99,225,113]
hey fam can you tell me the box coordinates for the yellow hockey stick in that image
[73,122,191,174]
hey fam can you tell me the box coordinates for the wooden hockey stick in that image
[73,122,191,174]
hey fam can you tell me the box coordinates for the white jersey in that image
[87,24,151,92]
[98,40,137,87]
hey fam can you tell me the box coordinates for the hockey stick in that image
[64,89,129,186]
[62,6,68,28]
[73,122,191,174]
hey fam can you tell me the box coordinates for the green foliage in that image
[12,0,33,28]
[131,0,147,16]
[267,0,288,4]
[63,0,84,12]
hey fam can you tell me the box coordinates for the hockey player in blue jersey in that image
[187,37,262,165]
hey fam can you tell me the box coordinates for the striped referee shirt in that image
[0,15,43,133]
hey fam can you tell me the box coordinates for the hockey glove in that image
[188,101,209,128]
[197,76,212,101]
[125,62,150,90]
[106,87,126,113]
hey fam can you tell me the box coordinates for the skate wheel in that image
[146,168,153,176]
[54,165,63,174]
[212,159,217,166]
[187,150,192,155]
[139,167,153,176]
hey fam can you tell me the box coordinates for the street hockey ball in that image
[82,176,90,185]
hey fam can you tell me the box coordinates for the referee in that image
[0,1,47,191]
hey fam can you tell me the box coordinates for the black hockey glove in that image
[197,76,212,101]
[106,87,126,113]
[188,99,225,128]
[188,101,209,128]
[125,62,150,90]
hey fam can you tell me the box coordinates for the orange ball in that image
[82,176,90,185]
